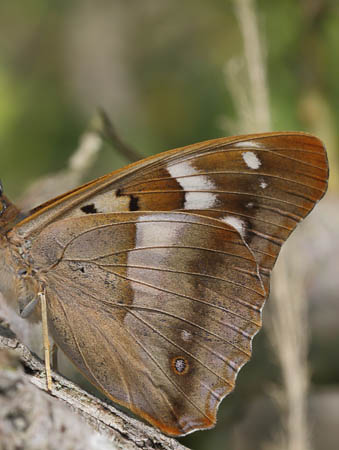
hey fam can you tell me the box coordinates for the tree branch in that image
[0,320,188,450]
[95,109,143,163]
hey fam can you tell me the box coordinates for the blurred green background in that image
[0,1,338,449]
[1,0,338,200]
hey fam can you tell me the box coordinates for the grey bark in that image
[0,322,188,450]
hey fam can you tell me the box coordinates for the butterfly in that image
[0,132,328,436]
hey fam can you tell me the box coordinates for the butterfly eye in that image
[0,200,7,217]
[18,269,28,276]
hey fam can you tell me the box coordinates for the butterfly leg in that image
[38,290,52,391]
[51,342,59,372]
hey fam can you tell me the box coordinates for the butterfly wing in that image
[31,211,266,435]
[18,132,328,282]
[112,133,328,284]
[14,132,328,435]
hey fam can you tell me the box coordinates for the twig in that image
[20,126,104,209]
[267,246,310,450]
[0,321,188,450]
[233,0,271,131]
[229,1,310,449]
[96,109,142,162]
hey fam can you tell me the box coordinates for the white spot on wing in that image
[185,192,216,209]
[80,190,130,213]
[259,178,268,189]
[242,151,261,170]
[174,358,186,373]
[134,214,180,248]
[167,161,217,209]
[234,140,261,149]
[127,214,185,278]
[222,215,246,238]
[181,330,192,341]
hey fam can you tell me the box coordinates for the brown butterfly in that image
[0,132,328,436]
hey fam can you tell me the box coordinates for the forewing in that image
[18,132,328,288]
[31,212,266,436]
[115,133,328,281]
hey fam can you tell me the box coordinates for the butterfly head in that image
[0,180,22,234]
[0,180,7,215]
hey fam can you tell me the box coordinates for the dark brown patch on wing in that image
[129,195,139,211]
[118,167,186,211]
[80,204,98,214]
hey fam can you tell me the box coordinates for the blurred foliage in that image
[0,1,338,449]
[1,0,337,200]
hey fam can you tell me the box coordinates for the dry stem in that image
[228,1,311,449]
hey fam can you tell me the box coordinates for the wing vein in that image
[86,262,265,297]
[124,307,236,387]
[117,312,215,420]
[125,170,325,193]
[124,190,312,212]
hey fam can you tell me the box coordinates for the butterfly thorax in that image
[0,194,22,233]
[0,195,42,322]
